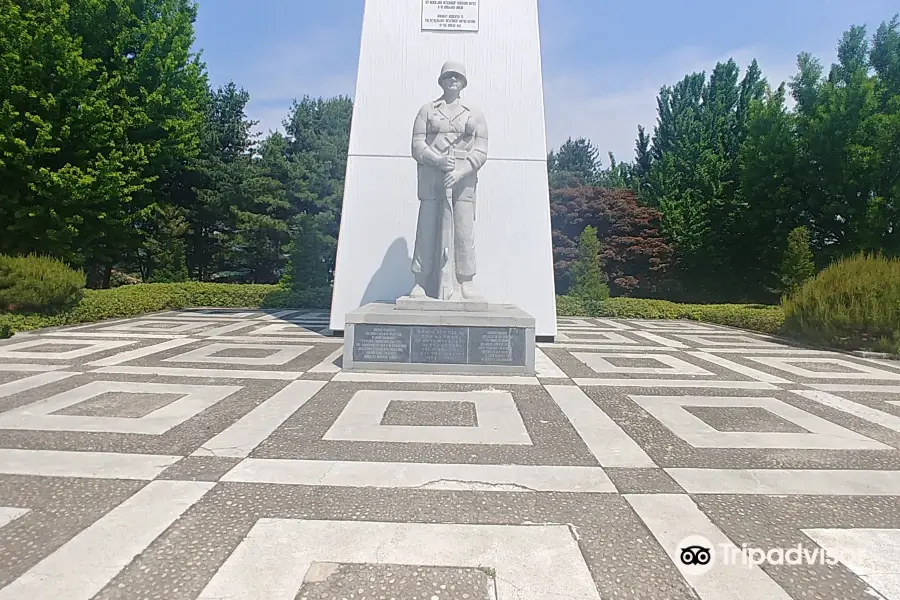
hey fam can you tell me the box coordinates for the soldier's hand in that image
[444,169,462,188]
[438,155,455,172]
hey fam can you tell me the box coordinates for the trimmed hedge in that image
[0,282,332,337]
[782,253,900,354]
[557,295,785,335]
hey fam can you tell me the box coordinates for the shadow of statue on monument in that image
[360,237,415,305]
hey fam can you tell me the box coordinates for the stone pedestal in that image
[343,302,535,375]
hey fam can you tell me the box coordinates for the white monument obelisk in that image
[329,0,558,339]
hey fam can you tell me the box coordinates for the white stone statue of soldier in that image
[409,60,489,301]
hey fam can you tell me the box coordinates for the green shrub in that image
[782,252,900,353]
[0,254,86,313]
[555,295,587,317]
[0,323,11,339]
[260,285,333,310]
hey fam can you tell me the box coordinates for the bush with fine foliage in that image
[0,254,86,313]
[781,253,900,353]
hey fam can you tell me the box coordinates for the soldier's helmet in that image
[438,60,467,89]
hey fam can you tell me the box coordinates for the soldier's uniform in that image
[410,62,489,296]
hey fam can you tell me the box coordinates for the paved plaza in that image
[1,309,900,599]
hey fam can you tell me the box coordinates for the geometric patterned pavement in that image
[1,310,900,599]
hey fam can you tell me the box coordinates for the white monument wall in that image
[329,0,558,338]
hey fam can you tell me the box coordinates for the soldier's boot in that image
[460,279,484,301]
[410,273,428,298]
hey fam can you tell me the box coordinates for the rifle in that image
[438,148,469,300]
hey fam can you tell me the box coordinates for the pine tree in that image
[569,225,610,301]
[547,137,600,188]
[780,226,817,297]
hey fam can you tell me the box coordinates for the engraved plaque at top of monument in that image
[422,0,479,32]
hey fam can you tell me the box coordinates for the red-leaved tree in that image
[551,186,674,297]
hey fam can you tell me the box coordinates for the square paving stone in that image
[51,391,184,419]
[251,382,599,466]
[380,399,478,428]
[0,475,146,589]
[694,494,900,600]
[90,484,699,600]
[324,390,529,445]
[683,406,811,433]
[156,456,243,482]
[114,338,341,374]
[581,386,900,469]
[0,338,137,362]
[295,563,495,600]
[0,373,292,456]
[0,381,243,435]
[604,468,686,494]
[540,347,761,382]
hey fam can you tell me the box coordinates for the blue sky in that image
[192,0,898,163]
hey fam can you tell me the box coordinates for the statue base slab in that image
[343,301,536,375]
[395,296,490,312]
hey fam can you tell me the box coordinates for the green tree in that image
[779,226,817,296]
[548,137,600,188]
[790,24,881,262]
[278,96,353,284]
[568,225,610,301]
[0,0,207,287]
[140,204,190,283]
[181,81,259,280]
[641,59,768,301]
[731,83,804,298]
[282,212,335,291]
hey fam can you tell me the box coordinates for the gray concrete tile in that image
[251,382,600,466]
[695,494,900,600]
[683,406,811,433]
[538,377,576,386]
[295,563,495,600]
[715,353,900,385]
[380,399,478,427]
[92,484,697,600]
[156,456,242,482]
[299,372,337,381]
[0,373,290,455]
[125,338,341,373]
[0,475,145,588]
[51,391,183,418]
[605,468,686,494]
[583,386,900,469]
[6,313,900,599]
[542,346,764,382]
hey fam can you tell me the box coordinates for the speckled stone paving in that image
[2,309,900,599]
[295,563,495,600]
